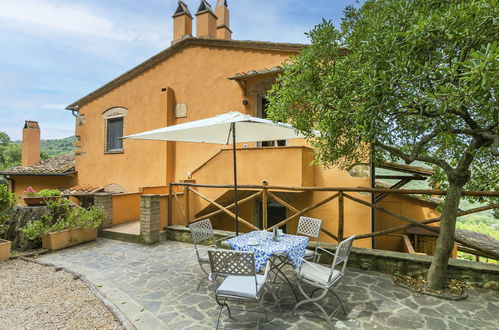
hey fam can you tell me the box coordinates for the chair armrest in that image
[316,247,336,257]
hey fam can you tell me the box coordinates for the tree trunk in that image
[426,180,464,290]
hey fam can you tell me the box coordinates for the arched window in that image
[102,107,128,153]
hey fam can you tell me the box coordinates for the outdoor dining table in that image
[227,230,309,300]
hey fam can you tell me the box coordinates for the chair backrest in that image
[208,249,256,277]
[329,235,356,282]
[297,216,322,246]
[189,218,214,244]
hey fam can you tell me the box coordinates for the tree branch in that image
[374,140,454,173]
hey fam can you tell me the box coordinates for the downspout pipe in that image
[5,175,15,193]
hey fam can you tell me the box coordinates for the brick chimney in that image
[172,1,193,43]
[196,0,217,38]
[215,0,231,40]
[22,120,40,166]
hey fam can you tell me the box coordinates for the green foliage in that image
[268,0,498,188]
[34,189,63,197]
[21,198,104,240]
[0,184,17,235]
[40,136,76,158]
[267,0,498,287]
[0,132,75,172]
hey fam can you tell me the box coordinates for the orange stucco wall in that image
[112,193,141,225]
[74,44,295,193]
[18,41,446,256]
[11,175,75,205]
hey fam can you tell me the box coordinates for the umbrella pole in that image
[231,122,239,236]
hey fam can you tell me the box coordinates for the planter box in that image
[0,239,12,262]
[23,196,61,206]
[42,227,97,251]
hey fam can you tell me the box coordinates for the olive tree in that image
[267,0,498,290]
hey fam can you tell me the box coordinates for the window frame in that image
[102,107,128,154]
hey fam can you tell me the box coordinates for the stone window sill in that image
[104,149,124,155]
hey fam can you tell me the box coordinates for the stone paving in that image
[38,238,499,329]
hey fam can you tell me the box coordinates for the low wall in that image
[165,225,499,288]
[112,193,141,225]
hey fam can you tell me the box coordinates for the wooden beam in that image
[356,203,499,240]
[172,192,187,223]
[375,175,427,180]
[268,193,339,231]
[170,182,499,197]
[168,184,173,226]
[185,186,190,223]
[338,192,344,242]
[262,188,268,230]
[321,227,339,242]
[192,191,262,223]
[187,187,259,231]
[267,191,300,213]
[375,178,411,203]
[345,193,499,259]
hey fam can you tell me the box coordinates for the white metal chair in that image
[297,216,323,262]
[207,249,279,329]
[189,219,233,291]
[293,235,356,327]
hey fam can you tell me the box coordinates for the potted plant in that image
[21,198,104,250]
[23,187,63,206]
[0,185,16,261]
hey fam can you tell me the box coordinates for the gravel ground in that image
[0,259,124,329]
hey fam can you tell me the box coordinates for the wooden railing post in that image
[338,191,344,242]
[185,185,190,223]
[168,184,173,226]
[262,187,268,230]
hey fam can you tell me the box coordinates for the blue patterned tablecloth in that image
[227,231,309,272]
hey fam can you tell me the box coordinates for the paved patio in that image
[37,238,498,329]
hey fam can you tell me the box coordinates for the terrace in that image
[37,238,498,329]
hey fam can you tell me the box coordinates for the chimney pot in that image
[22,120,41,166]
[215,0,231,40]
[172,1,193,43]
[196,0,217,38]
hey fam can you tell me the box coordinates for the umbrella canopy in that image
[124,111,305,144]
[123,111,307,235]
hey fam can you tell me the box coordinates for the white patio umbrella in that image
[123,111,306,235]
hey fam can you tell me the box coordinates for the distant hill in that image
[40,136,76,158]
[10,136,76,159]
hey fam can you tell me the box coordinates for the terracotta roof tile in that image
[0,154,75,176]
[63,184,103,195]
[228,66,284,80]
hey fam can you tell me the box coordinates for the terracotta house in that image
[1,0,445,255]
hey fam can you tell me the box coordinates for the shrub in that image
[23,187,63,198]
[21,198,105,240]
[35,189,63,197]
[0,185,16,235]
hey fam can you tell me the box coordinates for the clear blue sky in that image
[0,0,360,140]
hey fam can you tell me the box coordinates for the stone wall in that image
[164,225,499,288]
[1,206,48,251]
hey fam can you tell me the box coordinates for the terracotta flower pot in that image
[23,196,61,206]
[41,227,98,251]
[0,239,12,262]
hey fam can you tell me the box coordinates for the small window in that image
[106,117,123,151]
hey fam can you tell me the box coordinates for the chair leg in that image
[330,289,347,315]
[295,283,338,326]
[268,286,282,313]
[196,262,210,292]
[256,300,267,329]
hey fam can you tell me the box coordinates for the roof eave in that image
[66,38,308,110]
